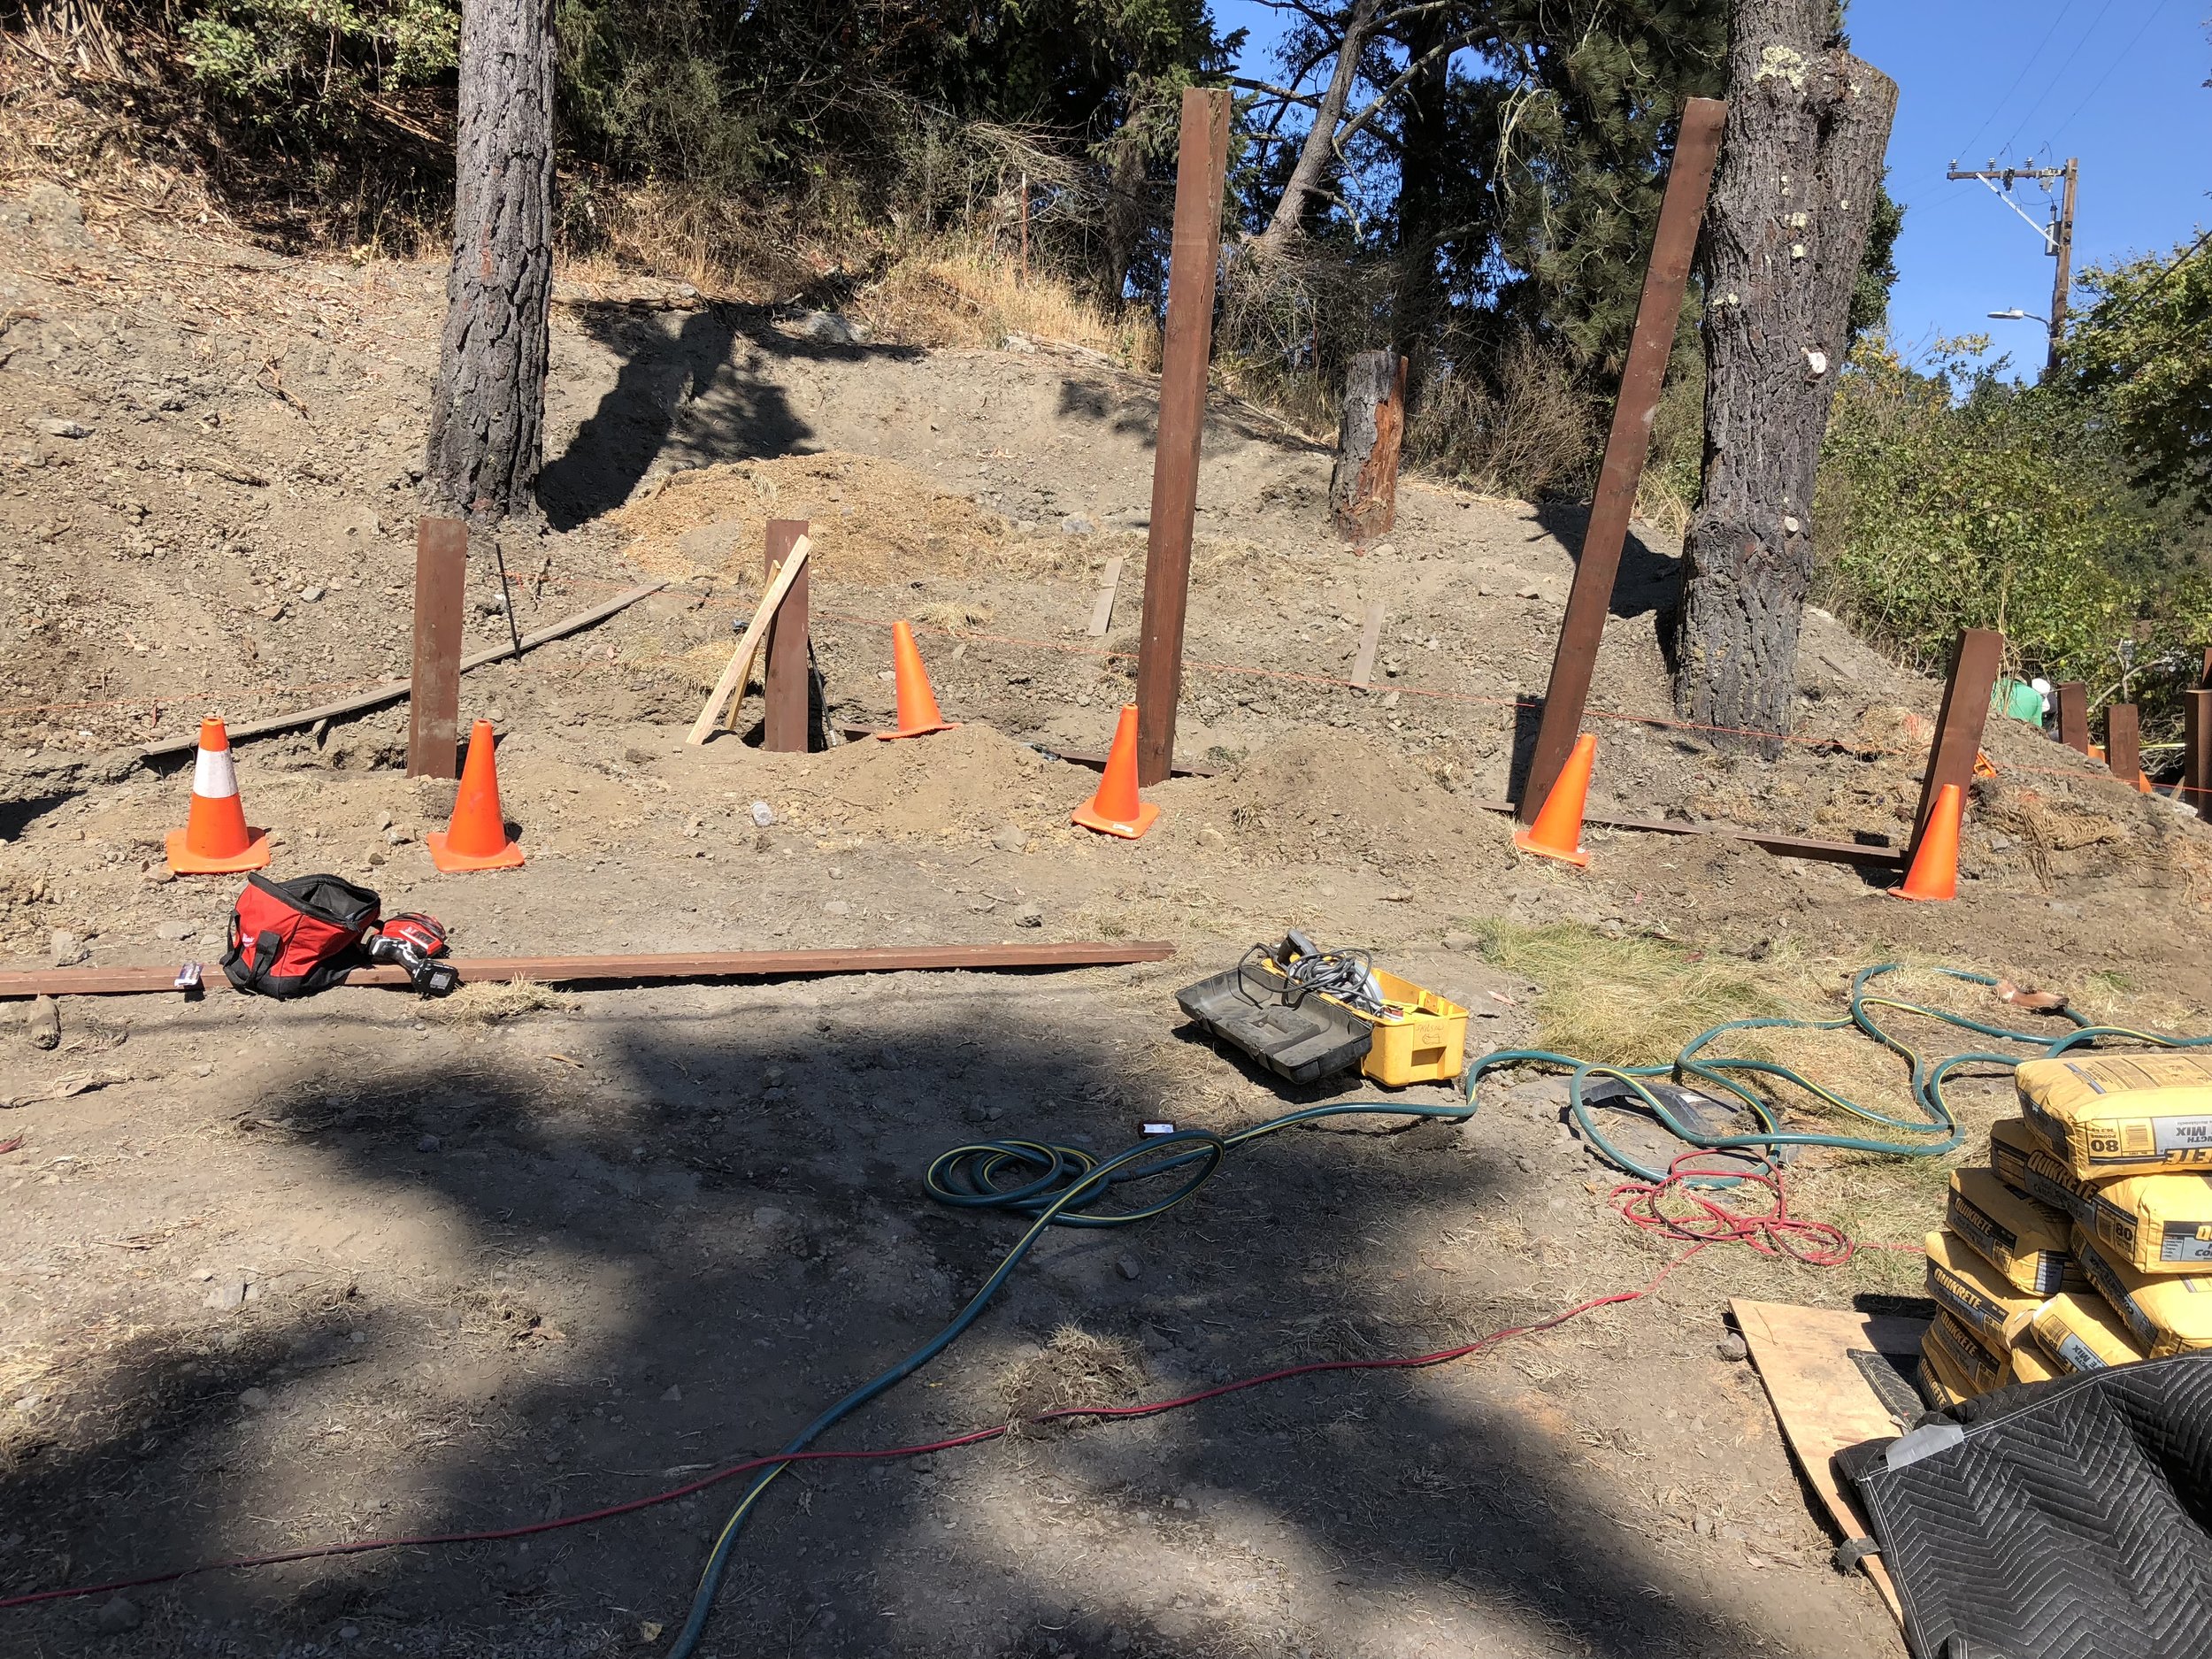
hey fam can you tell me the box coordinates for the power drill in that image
[367,912,459,996]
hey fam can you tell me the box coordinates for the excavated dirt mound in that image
[614,452,1018,585]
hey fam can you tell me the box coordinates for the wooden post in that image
[1519,96,1725,822]
[761,518,810,751]
[1330,352,1409,540]
[2184,689,2212,818]
[406,515,470,779]
[1909,628,2004,861]
[1133,85,1231,788]
[2055,681,2090,753]
[2107,703,2142,789]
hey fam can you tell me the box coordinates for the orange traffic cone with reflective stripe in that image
[165,718,272,874]
[1071,705,1159,840]
[1514,733,1595,867]
[427,720,525,872]
[875,620,958,740]
[1893,781,1962,902]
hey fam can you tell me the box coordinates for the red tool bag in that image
[221,873,381,999]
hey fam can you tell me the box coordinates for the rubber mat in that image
[1838,1353,2212,1658]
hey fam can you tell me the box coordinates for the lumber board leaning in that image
[0,941,1177,1001]
[142,580,671,760]
[688,537,811,744]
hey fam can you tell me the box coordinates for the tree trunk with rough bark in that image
[1672,2,1895,749]
[1392,4,1449,397]
[422,0,555,524]
[1255,0,1380,258]
[1331,349,1407,539]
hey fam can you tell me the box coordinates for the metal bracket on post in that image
[1519,96,1726,821]
[1910,629,2004,861]
[407,515,469,780]
[1133,85,1231,789]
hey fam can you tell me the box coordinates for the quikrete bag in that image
[2030,1289,2148,1376]
[1924,1228,2041,1355]
[222,873,380,999]
[1948,1167,2076,1296]
[2070,1225,2212,1358]
[2016,1050,2212,1177]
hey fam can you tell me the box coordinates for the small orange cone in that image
[1893,781,1962,902]
[1071,705,1159,840]
[875,620,958,740]
[165,718,273,874]
[1513,733,1595,867]
[427,720,525,872]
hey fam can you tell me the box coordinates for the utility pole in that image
[1947,157,2078,373]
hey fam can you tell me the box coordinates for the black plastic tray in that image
[1175,962,1371,1085]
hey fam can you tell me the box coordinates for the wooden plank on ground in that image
[0,941,1177,1001]
[1348,599,1385,689]
[142,580,670,759]
[1732,1297,1930,1629]
[687,537,811,744]
[1465,799,1902,865]
[1087,556,1125,638]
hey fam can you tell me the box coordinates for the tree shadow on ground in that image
[1532,500,1683,622]
[3,973,1814,1658]
[537,304,928,533]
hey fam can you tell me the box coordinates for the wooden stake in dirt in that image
[688,536,811,744]
[1348,598,1386,689]
[2185,688,2212,818]
[760,518,811,752]
[1134,85,1232,789]
[1910,628,2003,863]
[406,515,470,780]
[2107,703,2143,789]
[2055,680,2091,753]
[1519,96,1725,822]
[1087,556,1125,638]
[1330,351,1408,540]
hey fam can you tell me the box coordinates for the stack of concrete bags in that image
[1922,1051,2212,1404]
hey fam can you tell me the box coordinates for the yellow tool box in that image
[1357,967,1470,1087]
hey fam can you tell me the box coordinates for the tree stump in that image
[1330,350,1408,541]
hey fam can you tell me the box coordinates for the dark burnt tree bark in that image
[1672,1,1895,747]
[422,0,556,524]
[1391,3,1452,397]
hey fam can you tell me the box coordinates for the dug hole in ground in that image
[5,188,2212,1659]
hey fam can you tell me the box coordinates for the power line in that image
[1994,0,2122,163]
[1954,0,2079,162]
[2047,0,2175,147]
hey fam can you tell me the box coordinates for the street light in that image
[1987,307,2050,324]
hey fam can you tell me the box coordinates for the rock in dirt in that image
[990,824,1026,853]
[236,1387,270,1409]
[1441,929,1479,952]
[33,418,92,440]
[1715,1333,1749,1363]
[205,1281,249,1311]
[800,311,862,346]
[93,1595,140,1632]
[1015,905,1043,928]
[1116,1254,1142,1281]
[1061,515,1095,536]
[27,995,60,1050]
[49,929,84,967]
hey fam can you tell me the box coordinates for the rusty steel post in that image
[2185,689,2212,818]
[761,518,811,752]
[2055,681,2090,753]
[406,515,470,779]
[1133,85,1231,788]
[1520,96,1726,821]
[1910,628,2004,862]
[2107,703,2142,789]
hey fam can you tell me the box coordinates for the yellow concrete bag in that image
[2075,1166,2212,1275]
[1925,1307,2007,1396]
[2016,1050,2212,1178]
[1948,1166,2075,1296]
[2006,1332,2064,1386]
[2030,1289,2149,1375]
[1990,1116,2093,1223]
[2070,1225,2212,1358]
[1924,1227,2041,1353]
[1918,1323,1978,1409]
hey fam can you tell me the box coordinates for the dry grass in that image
[849,239,1158,368]
[995,1325,1147,1428]
[423,977,576,1025]
[914,600,995,631]
[1405,333,1600,503]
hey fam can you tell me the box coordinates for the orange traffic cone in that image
[1071,705,1159,840]
[874,620,958,740]
[427,720,525,872]
[165,718,272,874]
[1893,781,1962,902]
[1513,733,1595,867]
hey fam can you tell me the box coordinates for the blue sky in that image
[1211,0,2211,374]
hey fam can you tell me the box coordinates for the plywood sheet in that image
[1732,1297,1932,1627]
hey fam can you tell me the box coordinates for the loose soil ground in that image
[5,186,2212,1659]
